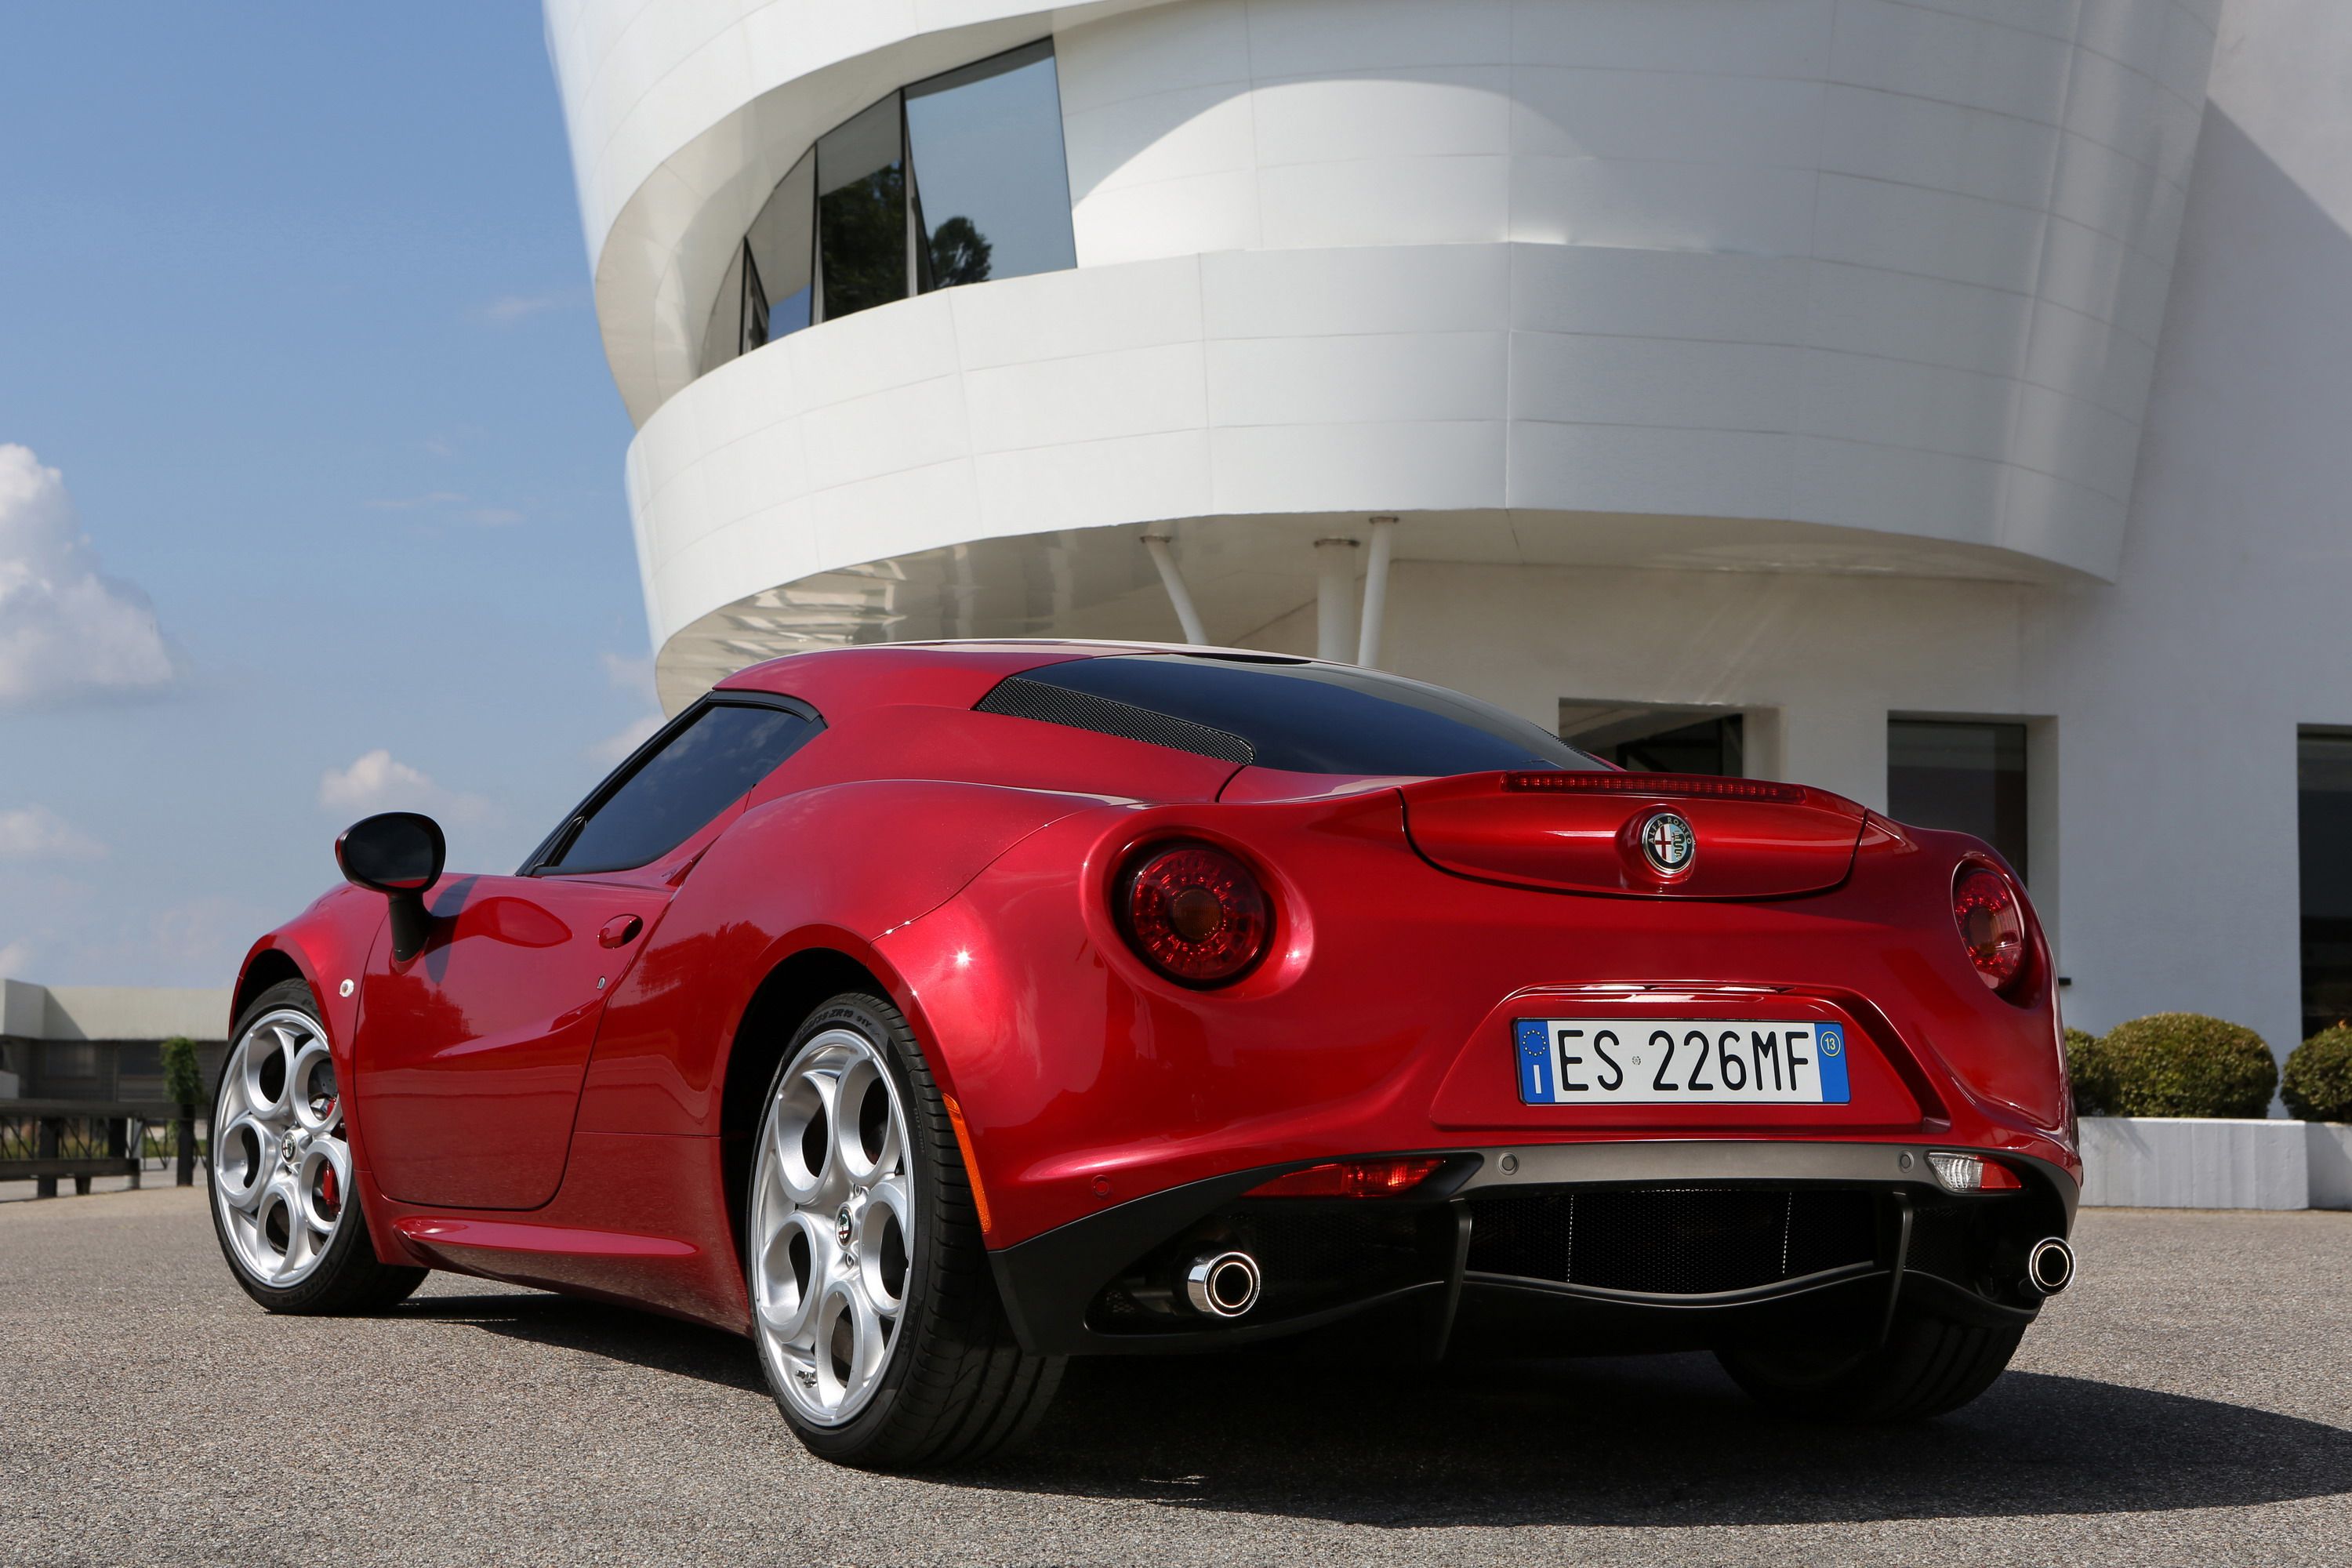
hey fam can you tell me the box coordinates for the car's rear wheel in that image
[1716,1308,2026,1421]
[746,991,1062,1468]
[209,978,426,1314]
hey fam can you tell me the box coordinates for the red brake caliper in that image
[318,1100,339,1212]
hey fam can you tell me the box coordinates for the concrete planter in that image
[2310,1122,2352,1210]
[2078,1116,2300,1208]
[2078,1116,2352,1209]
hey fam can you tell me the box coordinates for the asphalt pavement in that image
[5,1185,2350,1566]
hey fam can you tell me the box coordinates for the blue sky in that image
[0,4,658,985]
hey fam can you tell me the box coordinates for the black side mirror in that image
[336,811,445,962]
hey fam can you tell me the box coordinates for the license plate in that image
[1514,1018,1852,1105]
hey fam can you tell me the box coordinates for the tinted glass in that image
[817,97,907,321]
[549,703,814,873]
[746,151,814,345]
[906,42,1076,291]
[2299,730,2352,1039]
[1609,714,1743,775]
[1007,655,1599,775]
[700,242,746,372]
[1887,719,2028,880]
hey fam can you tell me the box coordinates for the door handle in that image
[597,914,644,949]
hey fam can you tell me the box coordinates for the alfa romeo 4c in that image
[211,641,2078,1467]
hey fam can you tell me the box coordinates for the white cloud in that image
[366,492,524,527]
[588,713,663,766]
[479,290,581,325]
[0,445,176,708]
[0,805,105,859]
[588,652,665,765]
[318,749,491,824]
[0,938,29,979]
[601,651,659,704]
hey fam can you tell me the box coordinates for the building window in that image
[2299,729,2352,1040]
[1887,719,2028,880]
[815,98,908,321]
[1558,702,1744,776]
[905,40,1076,290]
[699,40,1075,374]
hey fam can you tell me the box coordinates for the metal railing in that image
[0,1100,200,1198]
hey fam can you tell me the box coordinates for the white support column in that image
[1356,516,1398,668]
[1776,702,1888,812]
[1315,538,1359,662]
[1140,534,1207,645]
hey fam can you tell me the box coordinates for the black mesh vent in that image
[1467,1187,1878,1296]
[976,676,1255,764]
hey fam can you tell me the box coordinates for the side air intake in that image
[975,677,1255,764]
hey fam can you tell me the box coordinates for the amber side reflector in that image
[1244,1156,1445,1199]
[942,1093,992,1237]
[1502,771,1807,803]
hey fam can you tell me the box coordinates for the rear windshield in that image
[978,654,1602,776]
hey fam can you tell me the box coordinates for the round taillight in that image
[1952,864,2027,993]
[1120,842,1271,987]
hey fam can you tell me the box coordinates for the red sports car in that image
[210,641,2078,1467]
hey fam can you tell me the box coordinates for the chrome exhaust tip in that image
[2025,1236,2075,1297]
[1185,1250,1262,1318]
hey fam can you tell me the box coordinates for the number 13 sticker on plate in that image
[1514,1018,1852,1105]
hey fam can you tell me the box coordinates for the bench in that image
[0,1099,199,1197]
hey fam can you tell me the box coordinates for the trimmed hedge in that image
[161,1036,204,1109]
[2095,1013,2277,1118]
[2284,1025,2352,1123]
[2063,1027,2114,1116]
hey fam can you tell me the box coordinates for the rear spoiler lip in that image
[1396,770,1873,901]
[1410,769,1867,819]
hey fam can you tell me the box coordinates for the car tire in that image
[746,991,1063,1468]
[209,978,428,1316]
[1716,1309,2026,1421]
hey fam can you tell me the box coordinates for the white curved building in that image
[547,0,2352,1064]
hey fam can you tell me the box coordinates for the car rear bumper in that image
[989,1138,2076,1357]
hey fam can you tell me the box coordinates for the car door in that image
[356,695,819,1210]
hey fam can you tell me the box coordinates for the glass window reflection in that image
[700,40,1076,373]
[816,98,908,322]
[906,42,1076,290]
[747,151,813,344]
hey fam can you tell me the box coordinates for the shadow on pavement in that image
[398,1292,766,1394]
[398,1291,2352,1525]
[984,1353,2352,1526]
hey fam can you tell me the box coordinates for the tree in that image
[928,216,993,288]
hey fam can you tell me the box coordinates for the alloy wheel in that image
[749,1027,916,1427]
[212,1007,350,1289]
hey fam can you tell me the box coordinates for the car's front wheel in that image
[1716,1308,2027,1421]
[746,991,1062,1468]
[209,978,426,1314]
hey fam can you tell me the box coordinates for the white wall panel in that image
[551,0,2215,624]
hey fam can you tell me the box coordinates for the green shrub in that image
[2284,1025,2352,1123]
[161,1036,205,1109]
[2063,1027,2114,1116]
[2100,1013,2277,1118]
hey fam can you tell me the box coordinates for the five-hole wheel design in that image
[749,1026,916,1427]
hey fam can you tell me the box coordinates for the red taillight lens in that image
[1120,842,1271,986]
[1952,864,2027,992]
[1244,1156,1443,1199]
